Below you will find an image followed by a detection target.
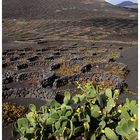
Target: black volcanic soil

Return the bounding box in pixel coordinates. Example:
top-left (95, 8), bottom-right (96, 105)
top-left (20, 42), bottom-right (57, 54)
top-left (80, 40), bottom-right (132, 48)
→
top-left (2, 0), bottom-right (138, 139)
top-left (3, 0), bottom-right (138, 20)
top-left (3, 0), bottom-right (138, 107)
top-left (117, 47), bottom-right (138, 92)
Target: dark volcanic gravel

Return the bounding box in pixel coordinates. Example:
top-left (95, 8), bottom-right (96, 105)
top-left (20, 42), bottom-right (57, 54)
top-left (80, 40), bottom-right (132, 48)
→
top-left (2, 0), bottom-right (138, 117)
top-left (117, 47), bottom-right (138, 92)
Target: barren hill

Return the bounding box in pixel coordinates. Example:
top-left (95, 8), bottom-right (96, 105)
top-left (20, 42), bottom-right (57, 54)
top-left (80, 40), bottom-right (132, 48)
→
top-left (3, 0), bottom-right (137, 20)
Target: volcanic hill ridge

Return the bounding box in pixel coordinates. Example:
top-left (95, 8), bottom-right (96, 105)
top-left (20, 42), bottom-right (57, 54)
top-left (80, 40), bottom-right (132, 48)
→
top-left (3, 0), bottom-right (137, 20)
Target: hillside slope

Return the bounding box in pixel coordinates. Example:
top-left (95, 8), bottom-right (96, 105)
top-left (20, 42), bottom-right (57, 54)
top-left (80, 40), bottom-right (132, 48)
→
top-left (3, 0), bottom-right (137, 20)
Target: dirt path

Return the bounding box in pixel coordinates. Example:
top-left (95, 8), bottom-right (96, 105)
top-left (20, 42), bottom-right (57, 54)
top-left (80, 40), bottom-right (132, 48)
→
top-left (36, 38), bottom-right (138, 45)
top-left (118, 47), bottom-right (138, 92)
top-left (117, 46), bottom-right (138, 103)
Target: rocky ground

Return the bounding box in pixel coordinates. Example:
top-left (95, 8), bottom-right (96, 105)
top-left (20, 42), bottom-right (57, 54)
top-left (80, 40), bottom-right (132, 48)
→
top-left (2, 0), bottom-right (138, 102)
top-left (2, 1), bottom-right (138, 139)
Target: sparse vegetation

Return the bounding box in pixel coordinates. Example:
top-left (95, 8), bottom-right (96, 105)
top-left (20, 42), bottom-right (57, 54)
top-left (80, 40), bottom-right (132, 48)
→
top-left (106, 68), bottom-right (129, 78)
top-left (82, 57), bottom-right (107, 63)
top-left (3, 102), bottom-right (26, 125)
top-left (3, 0), bottom-right (138, 140)
top-left (79, 48), bottom-right (107, 53)
top-left (76, 79), bottom-right (114, 92)
top-left (57, 64), bottom-right (81, 76)
top-left (57, 56), bottom-right (65, 63)
top-left (105, 52), bottom-right (119, 61)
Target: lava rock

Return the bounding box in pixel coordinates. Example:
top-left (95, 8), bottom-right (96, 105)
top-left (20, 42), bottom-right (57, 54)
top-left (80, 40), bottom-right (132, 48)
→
top-left (17, 73), bottom-right (28, 81)
top-left (119, 47), bottom-right (123, 50)
top-left (2, 51), bottom-right (8, 55)
top-left (41, 74), bottom-right (59, 88)
top-left (109, 58), bottom-right (116, 62)
top-left (81, 64), bottom-right (92, 73)
top-left (59, 48), bottom-right (68, 52)
top-left (2, 63), bottom-right (8, 68)
top-left (17, 64), bottom-right (28, 70)
top-left (2, 85), bottom-right (10, 90)
top-left (28, 56), bottom-right (39, 62)
top-left (2, 57), bottom-right (6, 60)
top-left (55, 94), bottom-right (64, 104)
top-left (19, 53), bottom-right (25, 56)
top-left (3, 71), bottom-right (15, 77)
top-left (24, 48), bottom-right (33, 52)
top-left (41, 48), bottom-right (48, 52)
top-left (10, 57), bottom-right (19, 61)
top-left (36, 49), bottom-right (41, 52)
top-left (50, 63), bottom-right (61, 70)
top-left (53, 77), bottom-right (68, 88)
top-left (37, 53), bottom-right (41, 55)
top-left (53, 52), bottom-right (60, 55)
top-left (7, 52), bottom-right (14, 55)
top-left (45, 56), bottom-right (54, 60)
top-left (7, 49), bottom-right (14, 52)
top-left (93, 53), bottom-right (97, 56)
top-left (73, 43), bottom-right (78, 46)
top-left (3, 76), bottom-right (13, 84)
top-left (18, 49), bottom-right (24, 51)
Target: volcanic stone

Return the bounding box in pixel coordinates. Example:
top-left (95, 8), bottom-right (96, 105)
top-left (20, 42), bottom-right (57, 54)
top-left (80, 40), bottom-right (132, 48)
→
top-left (10, 57), bottom-right (19, 61)
top-left (41, 74), bottom-right (59, 88)
top-left (28, 56), bottom-right (39, 62)
top-left (17, 64), bottom-right (28, 70)
top-left (42, 48), bottom-right (48, 52)
top-left (81, 64), bottom-right (92, 73)
top-left (50, 63), bottom-right (61, 70)
top-left (119, 47), bottom-right (123, 50)
top-left (93, 53), bottom-right (97, 56)
top-left (109, 58), bottom-right (116, 62)
top-left (2, 63), bottom-right (8, 68)
top-left (19, 53), bottom-right (25, 56)
top-left (53, 52), bottom-right (60, 55)
top-left (53, 77), bottom-right (68, 88)
top-left (17, 73), bottom-right (28, 81)
top-left (3, 76), bottom-right (13, 84)
top-left (24, 48), bottom-right (32, 52)
top-left (2, 51), bottom-right (7, 55)
top-left (45, 56), bottom-right (54, 60)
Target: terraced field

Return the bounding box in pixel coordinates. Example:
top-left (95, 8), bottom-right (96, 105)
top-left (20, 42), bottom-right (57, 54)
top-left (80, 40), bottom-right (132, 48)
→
top-left (3, 18), bottom-right (137, 43)
top-left (3, 0), bottom-right (138, 102)
top-left (2, 40), bottom-right (136, 101)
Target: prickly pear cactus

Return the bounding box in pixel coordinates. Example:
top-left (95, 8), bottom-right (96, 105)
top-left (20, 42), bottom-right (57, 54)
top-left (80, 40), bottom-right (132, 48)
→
top-left (13, 83), bottom-right (138, 140)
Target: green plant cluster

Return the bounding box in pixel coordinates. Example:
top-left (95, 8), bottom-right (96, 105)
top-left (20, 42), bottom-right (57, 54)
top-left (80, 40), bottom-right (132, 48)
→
top-left (13, 83), bottom-right (138, 140)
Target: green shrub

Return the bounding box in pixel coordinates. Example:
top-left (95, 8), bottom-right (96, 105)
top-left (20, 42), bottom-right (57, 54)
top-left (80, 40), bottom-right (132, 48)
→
top-left (13, 83), bottom-right (138, 140)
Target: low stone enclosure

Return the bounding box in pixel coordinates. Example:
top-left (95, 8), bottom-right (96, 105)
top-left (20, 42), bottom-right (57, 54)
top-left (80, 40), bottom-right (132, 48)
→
top-left (3, 40), bottom-right (130, 101)
top-left (3, 16), bottom-right (137, 102)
